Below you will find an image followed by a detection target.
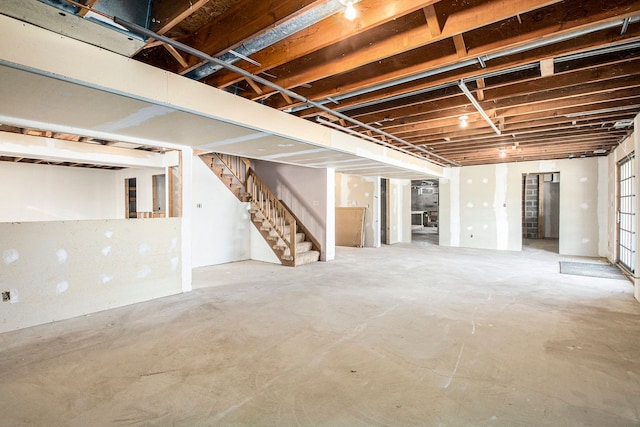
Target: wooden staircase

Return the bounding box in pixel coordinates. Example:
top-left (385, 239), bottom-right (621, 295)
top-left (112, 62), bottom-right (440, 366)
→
top-left (201, 153), bottom-right (320, 267)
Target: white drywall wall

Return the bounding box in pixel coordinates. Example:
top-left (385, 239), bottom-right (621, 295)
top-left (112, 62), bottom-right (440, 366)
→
top-left (0, 161), bottom-right (118, 222)
top-left (191, 157), bottom-right (251, 268)
top-left (0, 218), bottom-right (182, 333)
top-left (250, 226), bottom-right (281, 264)
top-left (440, 158), bottom-right (602, 256)
top-left (253, 160), bottom-right (333, 260)
top-left (335, 173), bottom-right (378, 247)
top-left (389, 179), bottom-right (412, 244)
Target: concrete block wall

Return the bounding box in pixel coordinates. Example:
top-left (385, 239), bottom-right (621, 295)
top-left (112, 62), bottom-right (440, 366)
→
top-left (523, 174), bottom-right (539, 238)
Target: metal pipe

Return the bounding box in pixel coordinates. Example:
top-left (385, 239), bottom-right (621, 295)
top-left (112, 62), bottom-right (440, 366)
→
top-left (113, 16), bottom-right (461, 167)
top-left (458, 80), bottom-right (501, 135)
top-left (290, 15), bottom-right (640, 114)
top-left (183, 1), bottom-right (344, 81)
top-left (336, 62), bottom-right (538, 114)
top-left (621, 17), bottom-right (631, 35)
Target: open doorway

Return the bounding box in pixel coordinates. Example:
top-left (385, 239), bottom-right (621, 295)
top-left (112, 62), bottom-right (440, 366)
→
top-left (125, 178), bottom-right (137, 219)
top-left (522, 173), bottom-right (560, 253)
top-left (380, 178), bottom-right (389, 245)
top-left (152, 174), bottom-right (166, 217)
top-left (411, 179), bottom-right (439, 245)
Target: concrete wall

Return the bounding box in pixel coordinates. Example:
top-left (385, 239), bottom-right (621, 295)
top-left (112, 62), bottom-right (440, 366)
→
top-left (335, 173), bottom-right (379, 247)
top-left (0, 161), bottom-right (118, 222)
top-left (0, 218), bottom-right (182, 333)
top-left (440, 158), bottom-right (602, 256)
top-left (253, 160), bottom-right (334, 261)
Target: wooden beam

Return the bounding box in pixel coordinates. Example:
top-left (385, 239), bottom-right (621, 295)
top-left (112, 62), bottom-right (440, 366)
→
top-left (244, 77), bottom-right (264, 95)
top-left (276, 0), bottom-right (637, 111)
top-left (78, 0), bottom-right (100, 17)
top-left (180, 0), bottom-right (326, 73)
top-left (152, 0), bottom-right (211, 35)
top-left (297, 22), bottom-right (640, 118)
top-left (256, 0), bottom-right (570, 104)
top-left (423, 4), bottom-right (443, 37)
top-left (207, 0), bottom-right (440, 89)
top-left (164, 44), bottom-right (189, 68)
top-left (453, 34), bottom-right (467, 58)
top-left (477, 78), bottom-right (486, 101)
top-left (280, 91), bottom-right (292, 105)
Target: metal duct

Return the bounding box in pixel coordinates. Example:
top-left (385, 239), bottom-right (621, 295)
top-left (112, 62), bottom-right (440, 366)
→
top-left (183, 1), bottom-right (344, 81)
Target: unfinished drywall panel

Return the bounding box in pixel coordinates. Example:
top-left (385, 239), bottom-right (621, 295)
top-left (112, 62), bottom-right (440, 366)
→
top-left (439, 168), bottom-right (459, 247)
top-left (253, 160), bottom-right (332, 261)
top-left (440, 158), bottom-right (601, 256)
top-left (0, 16), bottom-right (445, 181)
top-left (0, 218), bottom-right (181, 333)
top-left (335, 173), bottom-right (377, 247)
top-left (0, 161), bottom-right (118, 222)
top-left (191, 156), bottom-right (251, 268)
top-left (389, 179), bottom-right (412, 244)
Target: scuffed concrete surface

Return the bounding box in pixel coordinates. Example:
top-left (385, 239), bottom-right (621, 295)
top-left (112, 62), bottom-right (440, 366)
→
top-left (1, 239), bottom-right (639, 425)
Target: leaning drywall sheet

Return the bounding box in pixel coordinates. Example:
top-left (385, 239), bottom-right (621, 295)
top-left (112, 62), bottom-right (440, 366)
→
top-left (336, 207), bottom-right (366, 247)
top-left (0, 218), bottom-right (181, 333)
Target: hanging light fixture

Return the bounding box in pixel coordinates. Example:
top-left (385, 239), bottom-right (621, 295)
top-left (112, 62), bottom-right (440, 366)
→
top-left (459, 115), bottom-right (469, 128)
top-left (338, 0), bottom-right (358, 20)
top-left (344, 1), bottom-right (357, 20)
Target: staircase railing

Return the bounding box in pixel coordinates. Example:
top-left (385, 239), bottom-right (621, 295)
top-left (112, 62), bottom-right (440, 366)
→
top-left (246, 169), bottom-right (297, 257)
top-left (216, 153), bottom-right (251, 185)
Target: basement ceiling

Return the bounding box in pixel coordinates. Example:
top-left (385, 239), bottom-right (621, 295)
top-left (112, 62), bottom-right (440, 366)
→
top-left (3, 0), bottom-right (640, 167)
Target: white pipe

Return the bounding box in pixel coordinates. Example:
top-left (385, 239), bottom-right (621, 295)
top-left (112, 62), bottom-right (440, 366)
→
top-left (458, 80), bottom-right (501, 135)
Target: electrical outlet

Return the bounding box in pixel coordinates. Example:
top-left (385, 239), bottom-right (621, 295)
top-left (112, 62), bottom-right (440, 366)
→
top-left (1, 291), bottom-right (10, 302)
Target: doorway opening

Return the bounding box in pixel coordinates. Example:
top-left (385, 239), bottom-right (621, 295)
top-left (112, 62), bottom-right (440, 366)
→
top-left (380, 178), bottom-right (388, 245)
top-left (522, 173), bottom-right (560, 253)
top-left (152, 174), bottom-right (166, 217)
top-left (411, 179), bottom-right (439, 246)
top-left (125, 178), bottom-right (137, 219)
top-left (617, 154), bottom-right (635, 273)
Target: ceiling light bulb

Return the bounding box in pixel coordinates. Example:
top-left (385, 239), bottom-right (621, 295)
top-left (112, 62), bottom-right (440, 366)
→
top-left (499, 149), bottom-right (507, 158)
top-left (344, 1), bottom-right (357, 20)
top-left (459, 115), bottom-right (469, 128)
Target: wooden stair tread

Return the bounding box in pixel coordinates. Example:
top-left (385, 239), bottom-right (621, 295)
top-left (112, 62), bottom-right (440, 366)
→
top-left (202, 153), bottom-right (320, 268)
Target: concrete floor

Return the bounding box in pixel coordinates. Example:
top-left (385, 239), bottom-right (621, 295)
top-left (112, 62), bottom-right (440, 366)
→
top-left (1, 240), bottom-right (639, 426)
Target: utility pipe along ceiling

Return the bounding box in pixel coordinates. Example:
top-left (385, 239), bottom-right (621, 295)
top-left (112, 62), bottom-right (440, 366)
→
top-left (6, 0), bottom-right (640, 167)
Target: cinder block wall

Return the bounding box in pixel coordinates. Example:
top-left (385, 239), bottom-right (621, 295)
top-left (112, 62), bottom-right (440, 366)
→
top-left (523, 174), bottom-right (539, 238)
